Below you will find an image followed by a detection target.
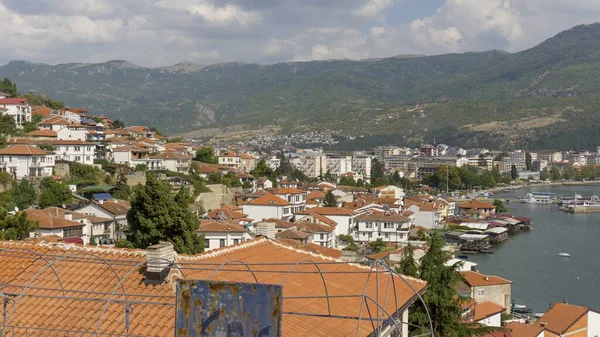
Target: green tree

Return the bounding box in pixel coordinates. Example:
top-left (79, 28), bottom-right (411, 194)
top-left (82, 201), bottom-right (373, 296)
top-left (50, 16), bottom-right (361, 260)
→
top-left (126, 173), bottom-right (204, 254)
top-left (436, 165), bottom-right (461, 191)
top-left (194, 146), bottom-right (218, 164)
top-left (550, 166), bottom-right (562, 181)
top-left (322, 190), bottom-right (338, 207)
top-left (510, 164), bottom-right (518, 180)
top-left (540, 168), bottom-right (550, 181)
top-left (392, 171), bottom-right (401, 185)
top-left (525, 152), bottom-right (533, 171)
top-left (368, 238), bottom-right (386, 253)
top-left (113, 175), bottom-right (132, 200)
top-left (0, 115), bottom-right (17, 136)
top-left (39, 178), bottom-right (72, 208)
top-left (338, 176), bottom-right (356, 186)
top-left (112, 119), bottom-right (125, 129)
top-left (395, 244), bottom-right (418, 278)
top-left (12, 179), bottom-right (37, 210)
top-left (250, 159), bottom-right (271, 178)
top-left (149, 126), bottom-right (163, 136)
top-left (493, 199), bottom-right (508, 213)
top-left (478, 153), bottom-right (487, 168)
top-left (0, 78), bottom-right (18, 97)
top-left (409, 233), bottom-right (496, 337)
top-left (480, 170), bottom-right (496, 189)
top-left (0, 171), bottom-right (12, 188)
top-left (0, 211), bottom-right (38, 240)
top-left (563, 166), bottom-right (576, 180)
top-left (494, 151), bottom-right (510, 162)
top-left (356, 178), bottom-right (364, 187)
top-left (167, 137), bottom-right (183, 143)
top-left (322, 169), bottom-right (334, 182)
top-left (458, 166), bottom-right (480, 189)
top-left (370, 158), bottom-right (385, 185)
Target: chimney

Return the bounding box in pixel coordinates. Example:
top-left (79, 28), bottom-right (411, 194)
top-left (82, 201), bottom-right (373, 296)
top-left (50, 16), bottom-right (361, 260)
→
top-left (484, 276), bottom-right (489, 281)
top-left (539, 322), bottom-right (546, 328)
top-left (64, 213), bottom-right (72, 221)
top-left (146, 242), bottom-right (175, 284)
top-left (255, 221), bottom-right (276, 239)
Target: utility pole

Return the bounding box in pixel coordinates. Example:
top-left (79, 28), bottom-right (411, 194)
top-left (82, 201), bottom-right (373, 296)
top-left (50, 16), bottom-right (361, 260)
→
top-left (446, 165), bottom-right (449, 194)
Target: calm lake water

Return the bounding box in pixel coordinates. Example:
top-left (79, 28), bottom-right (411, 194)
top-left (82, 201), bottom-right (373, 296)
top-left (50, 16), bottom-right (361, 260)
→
top-left (468, 185), bottom-right (600, 313)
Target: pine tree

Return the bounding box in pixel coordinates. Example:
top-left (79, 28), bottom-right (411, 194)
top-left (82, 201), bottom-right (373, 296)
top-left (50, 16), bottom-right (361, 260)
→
top-left (322, 190), bottom-right (338, 207)
top-left (525, 152), bottom-right (533, 171)
top-left (395, 244), bottom-right (418, 278)
top-left (39, 178), bottom-right (72, 208)
top-left (370, 158), bottom-right (385, 185)
top-left (510, 164), bottom-right (518, 180)
top-left (126, 173), bottom-right (204, 254)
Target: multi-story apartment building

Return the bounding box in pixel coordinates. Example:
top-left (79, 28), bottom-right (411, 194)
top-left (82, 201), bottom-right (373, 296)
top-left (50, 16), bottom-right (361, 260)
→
top-left (353, 213), bottom-right (411, 245)
top-left (537, 151), bottom-right (563, 163)
top-left (498, 158), bottom-right (526, 173)
top-left (53, 140), bottom-right (96, 165)
top-left (0, 97), bottom-right (31, 128)
top-left (325, 155), bottom-right (352, 178)
top-left (352, 155), bottom-right (373, 181)
top-left (510, 150), bottom-right (526, 162)
top-left (291, 154), bottom-right (326, 179)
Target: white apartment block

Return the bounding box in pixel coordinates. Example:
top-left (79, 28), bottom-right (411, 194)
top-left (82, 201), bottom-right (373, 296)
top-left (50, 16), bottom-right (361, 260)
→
top-left (325, 155), bottom-right (353, 177)
top-left (353, 213), bottom-right (410, 245)
top-left (0, 98), bottom-right (31, 128)
top-left (352, 155), bottom-right (373, 181)
top-left (54, 140), bottom-right (96, 165)
top-left (0, 145), bottom-right (55, 179)
top-left (292, 155), bottom-right (326, 179)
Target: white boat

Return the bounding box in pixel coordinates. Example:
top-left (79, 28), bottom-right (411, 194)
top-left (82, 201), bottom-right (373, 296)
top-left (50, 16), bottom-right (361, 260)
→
top-left (513, 304), bottom-right (527, 309)
top-left (558, 253), bottom-right (571, 257)
top-left (534, 313), bottom-right (545, 318)
top-left (520, 192), bottom-right (557, 204)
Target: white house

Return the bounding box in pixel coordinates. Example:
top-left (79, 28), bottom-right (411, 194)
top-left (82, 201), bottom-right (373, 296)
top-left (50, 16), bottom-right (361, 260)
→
top-left (0, 97), bottom-right (31, 128)
top-left (295, 221), bottom-right (335, 247)
top-left (273, 187), bottom-right (307, 213)
top-left (0, 145), bottom-right (55, 179)
top-left (408, 202), bottom-right (444, 229)
top-left (461, 300), bottom-right (504, 328)
top-left (218, 152), bottom-right (241, 169)
top-left (26, 209), bottom-right (86, 243)
top-left (56, 124), bottom-right (89, 141)
top-left (53, 140), bottom-right (96, 165)
top-left (76, 200), bottom-right (130, 240)
top-left (112, 146), bottom-right (160, 169)
top-left (149, 152), bottom-right (192, 173)
top-left (39, 115), bottom-right (71, 132)
top-left (197, 219), bottom-right (252, 251)
top-left (295, 207), bottom-right (356, 238)
top-left (36, 207), bottom-right (114, 245)
top-left (353, 213), bottom-right (410, 245)
top-left (374, 185), bottom-right (405, 201)
top-left (242, 194), bottom-right (294, 221)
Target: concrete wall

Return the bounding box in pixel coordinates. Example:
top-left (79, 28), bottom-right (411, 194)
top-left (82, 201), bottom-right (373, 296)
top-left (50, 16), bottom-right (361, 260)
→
top-left (472, 284), bottom-right (511, 313)
top-left (477, 312), bottom-right (502, 327)
top-left (195, 184), bottom-right (235, 211)
top-left (587, 311), bottom-right (600, 337)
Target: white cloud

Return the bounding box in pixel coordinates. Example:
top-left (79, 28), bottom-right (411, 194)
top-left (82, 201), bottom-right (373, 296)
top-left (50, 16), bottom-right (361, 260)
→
top-left (356, 0), bottom-right (397, 18)
top-left (370, 26), bottom-right (386, 37)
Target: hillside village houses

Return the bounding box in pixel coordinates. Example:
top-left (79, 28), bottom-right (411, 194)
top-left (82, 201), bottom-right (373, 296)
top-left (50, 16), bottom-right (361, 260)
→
top-left (0, 97), bottom-right (31, 128)
top-left (0, 145), bottom-right (55, 179)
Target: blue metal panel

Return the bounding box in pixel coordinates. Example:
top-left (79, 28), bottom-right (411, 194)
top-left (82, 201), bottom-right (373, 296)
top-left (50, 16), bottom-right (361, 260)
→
top-left (175, 280), bottom-right (282, 337)
top-left (93, 193), bottom-right (113, 201)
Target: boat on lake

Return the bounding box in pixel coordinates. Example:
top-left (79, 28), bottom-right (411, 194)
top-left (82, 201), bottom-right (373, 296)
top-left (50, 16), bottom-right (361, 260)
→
top-left (559, 253), bottom-right (571, 257)
top-left (519, 192), bottom-right (557, 204)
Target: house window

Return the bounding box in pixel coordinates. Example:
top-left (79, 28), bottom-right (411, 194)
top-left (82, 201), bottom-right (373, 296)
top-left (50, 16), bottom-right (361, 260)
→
top-left (204, 239), bottom-right (210, 248)
top-left (233, 239), bottom-right (239, 244)
top-left (219, 239), bottom-right (226, 247)
top-left (384, 222), bottom-right (394, 229)
top-left (320, 234), bottom-right (324, 240)
top-left (367, 233), bottom-right (372, 238)
top-left (477, 289), bottom-right (484, 296)
top-left (75, 156), bottom-right (81, 162)
top-left (63, 227), bottom-right (83, 237)
top-left (87, 146), bottom-right (92, 151)
top-left (86, 156), bottom-right (91, 161)
top-left (75, 146), bottom-right (81, 151)
top-left (365, 222), bottom-right (373, 229)
top-left (384, 233), bottom-right (389, 238)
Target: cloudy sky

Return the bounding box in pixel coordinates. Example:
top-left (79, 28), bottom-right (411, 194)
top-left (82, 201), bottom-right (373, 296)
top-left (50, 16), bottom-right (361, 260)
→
top-left (1, 0), bottom-right (598, 67)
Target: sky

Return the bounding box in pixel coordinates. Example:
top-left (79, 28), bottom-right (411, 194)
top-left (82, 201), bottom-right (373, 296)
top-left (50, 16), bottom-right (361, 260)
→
top-left (1, 0), bottom-right (599, 67)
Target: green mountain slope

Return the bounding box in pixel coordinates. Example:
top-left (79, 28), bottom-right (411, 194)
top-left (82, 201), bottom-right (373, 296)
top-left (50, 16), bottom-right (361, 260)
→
top-left (2, 23), bottom-right (600, 149)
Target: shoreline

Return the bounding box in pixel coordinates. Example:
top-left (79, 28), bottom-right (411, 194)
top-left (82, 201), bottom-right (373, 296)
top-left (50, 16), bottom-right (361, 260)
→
top-left (484, 181), bottom-right (600, 194)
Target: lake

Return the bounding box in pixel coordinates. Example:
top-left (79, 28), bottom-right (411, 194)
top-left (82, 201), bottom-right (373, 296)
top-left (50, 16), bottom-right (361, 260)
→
top-left (468, 185), bottom-right (600, 313)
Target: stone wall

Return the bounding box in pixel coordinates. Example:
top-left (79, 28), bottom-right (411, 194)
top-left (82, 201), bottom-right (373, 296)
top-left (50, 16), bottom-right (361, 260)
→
top-left (54, 163), bottom-right (70, 177)
top-left (124, 172), bottom-right (146, 186)
top-left (195, 184), bottom-right (235, 211)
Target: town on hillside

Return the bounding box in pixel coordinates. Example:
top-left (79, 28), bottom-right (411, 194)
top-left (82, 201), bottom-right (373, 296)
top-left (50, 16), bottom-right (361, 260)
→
top-left (0, 86), bottom-right (598, 337)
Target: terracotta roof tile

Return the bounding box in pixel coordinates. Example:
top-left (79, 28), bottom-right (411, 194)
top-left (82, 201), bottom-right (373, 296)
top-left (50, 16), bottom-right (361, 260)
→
top-left (296, 221), bottom-right (335, 233)
top-left (356, 213), bottom-right (410, 222)
top-left (96, 201), bottom-right (129, 215)
top-left (0, 145), bottom-right (48, 156)
top-left (459, 200), bottom-right (496, 210)
top-left (275, 229), bottom-right (312, 240)
top-left (246, 194), bottom-right (290, 206)
top-left (40, 115), bottom-right (70, 125)
top-left (460, 271), bottom-right (512, 287)
top-left (506, 322), bottom-right (545, 337)
top-left (25, 209), bottom-right (85, 229)
top-left (534, 302), bottom-right (590, 334)
top-left (28, 129), bottom-right (57, 137)
top-left (198, 220), bottom-right (246, 233)
top-left (274, 187), bottom-right (305, 195)
top-left (0, 238), bottom-right (427, 337)
top-left (207, 208), bottom-right (248, 220)
top-left (296, 207), bottom-right (355, 216)
top-left (471, 301), bottom-right (505, 321)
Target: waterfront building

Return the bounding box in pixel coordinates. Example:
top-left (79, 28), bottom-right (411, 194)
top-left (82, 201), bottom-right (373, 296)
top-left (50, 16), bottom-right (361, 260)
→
top-left (458, 271), bottom-right (512, 313)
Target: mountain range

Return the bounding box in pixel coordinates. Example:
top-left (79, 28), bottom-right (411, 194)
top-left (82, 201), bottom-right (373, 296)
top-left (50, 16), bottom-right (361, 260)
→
top-left (2, 23), bottom-right (600, 150)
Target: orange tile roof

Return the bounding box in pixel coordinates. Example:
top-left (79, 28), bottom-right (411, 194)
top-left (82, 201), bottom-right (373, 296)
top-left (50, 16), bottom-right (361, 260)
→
top-left (299, 213), bottom-right (337, 227)
top-left (246, 194), bottom-right (290, 206)
top-left (261, 218), bottom-right (297, 229)
top-left (418, 202), bottom-right (444, 212)
top-left (471, 301), bottom-right (505, 321)
top-left (96, 201), bottom-right (129, 215)
top-left (198, 219), bottom-right (246, 233)
top-left (460, 271), bottom-right (512, 287)
top-left (274, 187), bottom-right (306, 195)
top-left (112, 145), bottom-right (150, 152)
top-left (307, 191), bottom-right (326, 200)
top-left (27, 129), bottom-right (57, 137)
top-left (276, 229), bottom-right (312, 240)
top-left (275, 240), bottom-right (343, 259)
top-left (239, 153), bottom-right (255, 159)
top-left (40, 115), bottom-right (70, 125)
top-left (459, 200), bottom-right (496, 210)
top-left (25, 209), bottom-right (85, 229)
top-left (534, 302), bottom-right (590, 334)
top-left (296, 221), bottom-right (335, 233)
top-left (207, 208), bottom-right (248, 220)
top-left (40, 207), bottom-right (88, 221)
top-left (126, 126), bottom-right (148, 133)
top-left (52, 140), bottom-right (93, 145)
top-left (0, 145), bottom-right (48, 156)
top-left (0, 238), bottom-right (426, 337)
top-left (149, 152), bottom-right (192, 160)
top-left (506, 322), bottom-right (545, 337)
top-left (32, 106), bottom-right (53, 117)
top-left (297, 207), bottom-right (355, 216)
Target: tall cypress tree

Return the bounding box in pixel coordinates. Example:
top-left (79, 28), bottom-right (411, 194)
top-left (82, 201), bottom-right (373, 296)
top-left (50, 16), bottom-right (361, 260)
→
top-left (396, 244), bottom-right (418, 278)
top-left (126, 173), bottom-right (204, 254)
